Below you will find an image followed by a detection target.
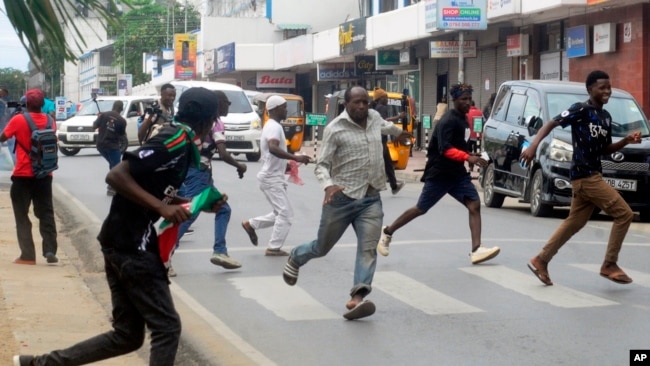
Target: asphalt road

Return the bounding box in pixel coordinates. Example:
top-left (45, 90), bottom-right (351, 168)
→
top-left (54, 149), bottom-right (650, 366)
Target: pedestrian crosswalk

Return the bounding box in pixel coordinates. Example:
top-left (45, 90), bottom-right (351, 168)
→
top-left (208, 264), bottom-right (644, 321)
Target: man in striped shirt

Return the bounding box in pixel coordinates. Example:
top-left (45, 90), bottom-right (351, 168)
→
top-left (282, 86), bottom-right (410, 320)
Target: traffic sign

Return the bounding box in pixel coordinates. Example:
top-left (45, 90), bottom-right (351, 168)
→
top-left (306, 113), bottom-right (328, 126)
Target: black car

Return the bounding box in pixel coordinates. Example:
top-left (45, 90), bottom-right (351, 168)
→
top-left (480, 80), bottom-right (650, 221)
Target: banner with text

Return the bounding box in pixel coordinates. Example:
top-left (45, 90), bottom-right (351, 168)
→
top-left (430, 40), bottom-right (477, 58)
top-left (174, 33), bottom-right (197, 79)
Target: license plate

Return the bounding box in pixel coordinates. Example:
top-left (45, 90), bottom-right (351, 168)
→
top-left (68, 133), bottom-right (90, 141)
top-left (604, 177), bottom-right (637, 192)
top-left (226, 135), bottom-right (244, 141)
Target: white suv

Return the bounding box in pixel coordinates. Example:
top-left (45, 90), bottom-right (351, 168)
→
top-left (57, 96), bottom-right (157, 156)
top-left (171, 81), bottom-right (262, 161)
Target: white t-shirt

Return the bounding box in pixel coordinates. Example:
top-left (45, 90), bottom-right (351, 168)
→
top-left (258, 119), bottom-right (287, 179)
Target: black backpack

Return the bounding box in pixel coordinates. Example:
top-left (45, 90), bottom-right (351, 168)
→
top-left (18, 113), bottom-right (59, 179)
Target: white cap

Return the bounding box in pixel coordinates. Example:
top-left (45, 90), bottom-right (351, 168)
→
top-left (266, 95), bottom-right (287, 111)
top-left (324, 93), bottom-right (333, 98)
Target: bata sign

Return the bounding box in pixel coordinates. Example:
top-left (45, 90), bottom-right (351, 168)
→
top-left (256, 72), bottom-right (296, 88)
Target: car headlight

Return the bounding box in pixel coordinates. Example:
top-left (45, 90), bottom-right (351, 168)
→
top-left (549, 138), bottom-right (573, 162)
top-left (251, 118), bottom-right (261, 129)
top-left (58, 125), bottom-right (67, 132)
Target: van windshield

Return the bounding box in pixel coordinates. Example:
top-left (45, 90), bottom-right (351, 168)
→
top-left (77, 100), bottom-right (125, 116)
top-left (547, 93), bottom-right (650, 137)
top-left (174, 86), bottom-right (253, 114)
top-left (286, 100), bottom-right (303, 118)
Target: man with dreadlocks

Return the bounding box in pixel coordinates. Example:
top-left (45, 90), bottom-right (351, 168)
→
top-left (377, 83), bottom-right (501, 265)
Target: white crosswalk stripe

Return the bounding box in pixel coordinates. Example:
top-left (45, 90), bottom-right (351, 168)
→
top-left (229, 276), bottom-right (340, 321)
top-left (569, 263), bottom-right (650, 287)
top-left (373, 271), bottom-right (483, 315)
top-left (460, 265), bottom-right (619, 308)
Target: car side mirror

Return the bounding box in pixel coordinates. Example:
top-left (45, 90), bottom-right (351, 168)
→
top-left (127, 111), bottom-right (139, 118)
top-left (525, 115), bottom-right (543, 135)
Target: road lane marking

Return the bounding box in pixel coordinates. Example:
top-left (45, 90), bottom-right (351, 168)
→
top-left (229, 276), bottom-right (340, 321)
top-left (569, 263), bottom-right (650, 287)
top-left (170, 282), bottom-right (277, 365)
top-left (373, 271), bottom-right (483, 315)
top-left (460, 265), bottom-right (619, 308)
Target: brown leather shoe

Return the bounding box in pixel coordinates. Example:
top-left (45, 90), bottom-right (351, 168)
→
top-left (265, 248), bottom-right (289, 256)
top-left (14, 258), bottom-right (36, 265)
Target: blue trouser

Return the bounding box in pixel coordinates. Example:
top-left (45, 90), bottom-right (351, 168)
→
top-left (32, 249), bottom-right (181, 365)
top-left (98, 148), bottom-right (122, 170)
top-left (176, 166), bottom-right (230, 254)
top-left (290, 192), bottom-right (383, 297)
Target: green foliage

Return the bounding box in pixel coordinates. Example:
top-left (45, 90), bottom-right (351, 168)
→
top-left (110, 2), bottom-right (201, 85)
top-left (2, 0), bottom-right (125, 71)
top-left (0, 68), bottom-right (30, 99)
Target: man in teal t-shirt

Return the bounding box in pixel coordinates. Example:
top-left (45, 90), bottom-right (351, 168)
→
top-left (42, 97), bottom-right (55, 118)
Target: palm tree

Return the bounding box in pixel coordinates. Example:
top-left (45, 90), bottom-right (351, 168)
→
top-left (2, 0), bottom-right (122, 71)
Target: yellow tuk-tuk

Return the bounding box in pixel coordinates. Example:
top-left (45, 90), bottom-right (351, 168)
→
top-left (329, 89), bottom-right (415, 170)
top-left (252, 93), bottom-right (305, 153)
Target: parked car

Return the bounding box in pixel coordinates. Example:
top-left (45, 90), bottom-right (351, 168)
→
top-left (480, 80), bottom-right (650, 221)
top-left (57, 95), bottom-right (157, 156)
top-left (171, 81), bottom-right (262, 161)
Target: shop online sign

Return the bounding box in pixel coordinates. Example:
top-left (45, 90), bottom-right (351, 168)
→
top-left (437, 0), bottom-right (487, 30)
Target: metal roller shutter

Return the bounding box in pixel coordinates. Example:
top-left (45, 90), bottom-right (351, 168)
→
top-left (421, 58), bottom-right (437, 117)
top-left (479, 47), bottom-right (497, 111)
top-left (464, 55), bottom-right (481, 103)
top-left (496, 44), bottom-right (513, 93)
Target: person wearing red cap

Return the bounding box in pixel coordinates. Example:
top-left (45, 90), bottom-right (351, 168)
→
top-left (0, 88), bottom-right (59, 266)
top-left (12, 87), bottom-right (228, 366)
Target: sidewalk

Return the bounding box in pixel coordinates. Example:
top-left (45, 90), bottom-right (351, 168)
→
top-left (0, 183), bottom-right (145, 365)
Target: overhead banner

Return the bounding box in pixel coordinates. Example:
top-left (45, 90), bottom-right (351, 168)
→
top-left (355, 55), bottom-right (392, 76)
top-left (430, 40), bottom-right (477, 58)
top-left (117, 74), bottom-right (132, 96)
top-left (437, 0), bottom-right (487, 30)
top-left (339, 17), bottom-right (366, 55)
top-left (174, 33), bottom-right (197, 79)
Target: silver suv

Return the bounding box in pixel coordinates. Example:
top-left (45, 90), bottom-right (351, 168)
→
top-left (480, 80), bottom-right (650, 221)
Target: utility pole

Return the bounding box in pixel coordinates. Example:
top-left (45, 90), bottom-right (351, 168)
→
top-left (184, 0), bottom-right (188, 33)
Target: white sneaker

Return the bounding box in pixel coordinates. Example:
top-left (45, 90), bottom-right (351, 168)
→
top-left (470, 246), bottom-right (500, 264)
top-left (377, 226), bottom-right (392, 257)
top-left (210, 253), bottom-right (242, 269)
top-left (167, 265), bottom-right (177, 277)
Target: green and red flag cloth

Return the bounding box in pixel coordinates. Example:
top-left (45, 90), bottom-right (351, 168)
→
top-left (158, 186), bottom-right (223, 265)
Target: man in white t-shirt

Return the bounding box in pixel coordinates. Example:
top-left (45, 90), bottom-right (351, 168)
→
top-left (242, 95), bottom-right (312, 256)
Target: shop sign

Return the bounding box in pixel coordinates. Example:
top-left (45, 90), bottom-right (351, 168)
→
top-left (216, 42), bottom-right (235, 75)
top-left (355, 55), bottom-right (392, 76)
top-left (437, 0), bottom-right (487, 30)
top-left (430, 40), bottom-right (477, 58)
top-left (339, 18), bottom-right (366, 56)
top-left (593, 23), bottom-right (616, 54)
top-left (256, 72), bottom-right (295, 89)
top-left (376, 50), bottom-right (400, 68)
top-left (566, 25), bottom-right (589, 58)
top-left (317, 62), bottom-right (356, 81)
top-left (587, 0), bottom-right (609, 4)
top-left (506, 34), bottom-right (529, 57)
top-left (424, 0), bottom-right (438, 32)
top-left (487, 0), bottom-right (520, 19)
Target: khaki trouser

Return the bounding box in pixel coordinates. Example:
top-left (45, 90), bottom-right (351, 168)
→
top-left (538, 173), bottom-right (634, 264)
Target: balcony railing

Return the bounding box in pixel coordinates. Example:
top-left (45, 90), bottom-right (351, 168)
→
top-left (98, 65), bottom-right (121, 75)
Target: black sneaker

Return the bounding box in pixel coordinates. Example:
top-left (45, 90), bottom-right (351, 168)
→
top-left (45, 253), bottom-right (58, 264)
top-left (185, 228), bottom-right (194, 235)
top-left (13, 355), bottom-right (35, 366)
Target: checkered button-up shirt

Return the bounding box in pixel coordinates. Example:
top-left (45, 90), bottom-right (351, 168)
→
top-left (315, 108), bottom-right (403, 199)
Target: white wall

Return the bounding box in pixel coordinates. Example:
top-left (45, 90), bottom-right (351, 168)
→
top-left (271, 0), bottom-right (360, 33)
top-left (201, 17), bottom-right (280, 51)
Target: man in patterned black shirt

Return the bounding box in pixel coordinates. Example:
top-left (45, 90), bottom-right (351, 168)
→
top-left (13, 87), bottom-right (225, 366)
top-left (521, 70), bottom-right (642, 286)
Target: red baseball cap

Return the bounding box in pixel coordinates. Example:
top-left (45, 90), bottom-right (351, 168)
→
top-left (25, 88), bottom-right (45, 109)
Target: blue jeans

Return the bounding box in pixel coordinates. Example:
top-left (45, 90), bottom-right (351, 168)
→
top-left (176, 166), bottom-right (230, 254)
top-left (290, 192), bottom-right (383, 297)
top-left (32, 249), bottom-right (181, 365)
top-left (98, 148), bottom-right (122, 170)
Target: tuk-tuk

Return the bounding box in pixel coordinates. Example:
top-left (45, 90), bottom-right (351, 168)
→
top-left (252, 93), bottom-right (305, 153)
top-left (326, 89), bottom-right (415, 170)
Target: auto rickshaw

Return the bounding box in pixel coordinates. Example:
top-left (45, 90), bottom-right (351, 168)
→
top-left (326, 89), bottom-right (415, 170)
top-left (252, 93), bottom-right (305, 153)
